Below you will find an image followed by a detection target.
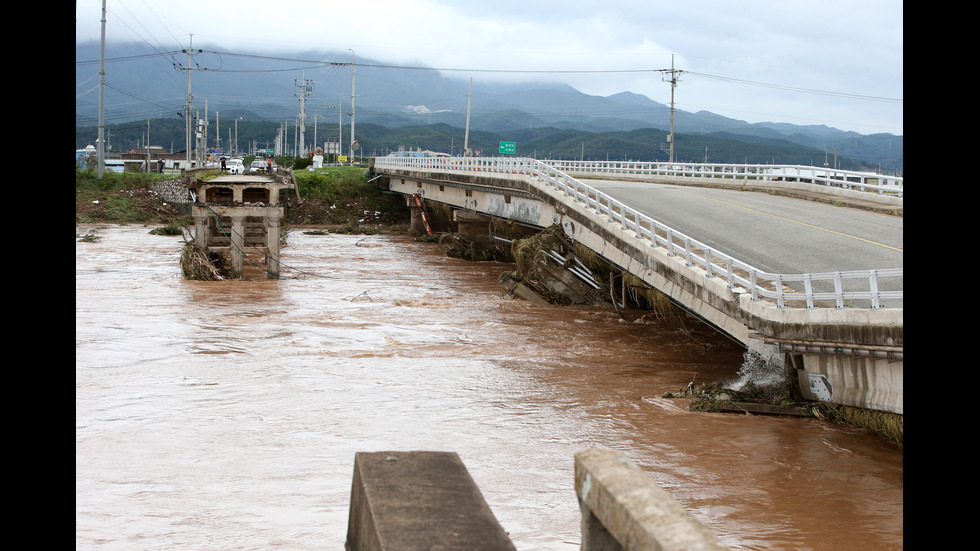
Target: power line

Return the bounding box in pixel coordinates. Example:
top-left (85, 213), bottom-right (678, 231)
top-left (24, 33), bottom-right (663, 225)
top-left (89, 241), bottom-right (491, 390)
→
top-left (684, 71), bottom-right (902, 103)
top-left (198, 49), bottom-right (901, 104)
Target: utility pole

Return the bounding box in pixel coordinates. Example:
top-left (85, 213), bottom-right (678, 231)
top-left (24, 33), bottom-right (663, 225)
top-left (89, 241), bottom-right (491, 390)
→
top-left (195, 109), bottom-right (203, 167)
top-left (179, 35), bottom-right (202, 167)
top-left (349, 50), bottom-right (356, 163)
top-left (203, 100), bottom-right (209, 164)
top-left (463, 77), bottom-right (472, 156)
top-left (97, 0), bottom-right (107, 178)
top-left (295, 72), bottom-right (314, 155)
top-left (311, 112), bottom-right (324, 154)
top-left (660, 54), bottom-right (683, 164)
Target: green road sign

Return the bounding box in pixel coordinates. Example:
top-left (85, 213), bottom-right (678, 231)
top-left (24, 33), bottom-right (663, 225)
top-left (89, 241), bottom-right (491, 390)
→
top-left (499, 141), bottom-right (516, 155)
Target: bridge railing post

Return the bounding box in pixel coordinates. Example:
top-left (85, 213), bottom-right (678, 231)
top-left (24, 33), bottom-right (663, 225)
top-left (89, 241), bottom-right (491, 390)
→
top-left (804, 274), bottom-right (815, 308)
top-left (776, 274), bottom-right (786, 308)
top-left (834, 272), bottom-right (845, 308)
top-left (869, 269), bottom-right (881, 309)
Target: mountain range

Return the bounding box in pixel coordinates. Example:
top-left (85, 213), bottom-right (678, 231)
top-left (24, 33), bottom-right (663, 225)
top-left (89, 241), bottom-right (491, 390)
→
top-left (75, 42), bottom-right (903, 172)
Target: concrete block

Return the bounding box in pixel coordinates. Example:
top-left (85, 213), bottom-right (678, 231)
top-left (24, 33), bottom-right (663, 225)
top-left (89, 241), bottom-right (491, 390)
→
top-left (345, 451), bottom-right (516, 551)
top-left (575, 447), bottom-right (728, 551)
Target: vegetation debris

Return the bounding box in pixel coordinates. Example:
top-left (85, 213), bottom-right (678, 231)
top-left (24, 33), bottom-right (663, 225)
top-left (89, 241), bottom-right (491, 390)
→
top-left (180, 242), bottom-right (225, 281)
top-left (669, 375), bottom-right (903, 447)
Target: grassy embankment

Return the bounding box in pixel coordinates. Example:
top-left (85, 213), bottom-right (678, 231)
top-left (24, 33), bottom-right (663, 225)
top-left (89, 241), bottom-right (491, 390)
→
top-left (75, 165), bottom-right (410, 232)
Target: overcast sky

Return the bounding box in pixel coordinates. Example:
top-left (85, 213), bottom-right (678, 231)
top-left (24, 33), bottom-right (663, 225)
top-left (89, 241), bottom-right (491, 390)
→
top-left (75, 0), bottom-right (903, 135)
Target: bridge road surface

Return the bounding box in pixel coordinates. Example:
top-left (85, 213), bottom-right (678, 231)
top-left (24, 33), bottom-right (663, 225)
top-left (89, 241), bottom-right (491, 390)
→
top-left (580, 179), bottom-right (904, 307)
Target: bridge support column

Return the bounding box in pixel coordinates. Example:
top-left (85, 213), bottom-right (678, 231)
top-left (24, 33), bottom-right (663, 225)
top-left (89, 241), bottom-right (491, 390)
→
top-left (407, 196), bottom-right (428, 234)
top-left (229, 213), bottom-right (245, 279)
top-left (193, 210), bottom-right (210, 250)
top-left (454, 209), bottom-right (491, 238)
top-left (264, 215), bottom-right (281, 278)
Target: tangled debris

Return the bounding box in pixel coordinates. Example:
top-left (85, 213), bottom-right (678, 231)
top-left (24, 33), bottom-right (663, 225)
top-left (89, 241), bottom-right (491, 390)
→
top-left (501, 224), bottom-right (695, 331)
top-left (667, 374), bottom-right (903, 447)
top-left (180, 242), bottom-right (225, 280)
top-left (441, 233), bottom-right (509, 262)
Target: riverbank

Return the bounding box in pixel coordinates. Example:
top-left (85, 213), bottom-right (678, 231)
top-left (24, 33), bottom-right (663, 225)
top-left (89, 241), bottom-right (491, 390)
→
top-left (75, 166), bottom-right (411, 228)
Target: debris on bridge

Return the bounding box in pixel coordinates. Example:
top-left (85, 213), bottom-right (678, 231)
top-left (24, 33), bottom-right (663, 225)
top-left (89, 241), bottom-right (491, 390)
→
top-left (440, 233), bottom-right (507, 262)
top-left (499, 224), bottom-right (690, 329)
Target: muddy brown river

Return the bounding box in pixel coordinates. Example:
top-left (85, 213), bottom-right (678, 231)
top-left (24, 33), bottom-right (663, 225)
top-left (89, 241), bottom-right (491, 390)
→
top-left (75, 224), bottom-right (903, 550)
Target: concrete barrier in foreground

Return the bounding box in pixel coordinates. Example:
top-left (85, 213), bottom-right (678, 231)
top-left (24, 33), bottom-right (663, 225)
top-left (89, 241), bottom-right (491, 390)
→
top-left (345, 451), bottom-right (516, 550)
top-left (576, 447), bottom-right (729, 551)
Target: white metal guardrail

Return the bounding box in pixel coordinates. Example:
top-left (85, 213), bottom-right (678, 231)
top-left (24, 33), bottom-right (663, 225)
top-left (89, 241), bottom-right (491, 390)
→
top-left (547, 159), bottom-right (903, 197)
top-left (374, 156), bottom-right (903, 309)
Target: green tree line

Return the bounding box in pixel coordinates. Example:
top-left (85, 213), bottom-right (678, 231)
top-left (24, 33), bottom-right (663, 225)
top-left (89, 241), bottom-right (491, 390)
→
top-left (76, 119), bottom-right (876, 170)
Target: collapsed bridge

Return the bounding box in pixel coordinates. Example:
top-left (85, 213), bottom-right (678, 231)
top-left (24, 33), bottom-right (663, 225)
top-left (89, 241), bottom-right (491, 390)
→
top-left (370, 156), bottom-right (903, 415)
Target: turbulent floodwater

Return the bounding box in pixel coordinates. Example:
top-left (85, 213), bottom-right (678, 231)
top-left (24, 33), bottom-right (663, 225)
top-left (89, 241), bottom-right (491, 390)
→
top-left (75, 225), bottom-right (903, 550)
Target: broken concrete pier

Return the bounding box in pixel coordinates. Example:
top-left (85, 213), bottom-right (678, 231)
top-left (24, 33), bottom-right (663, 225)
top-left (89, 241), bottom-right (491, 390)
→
top-left (183, 168), bottom-right (298, 278)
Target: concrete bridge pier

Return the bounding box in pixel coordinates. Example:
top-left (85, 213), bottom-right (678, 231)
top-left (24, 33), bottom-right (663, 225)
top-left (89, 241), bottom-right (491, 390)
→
top-left (454, 209), bottom-right (491, 237)
top-left (184, 171), bottom-right (296, 279)
top-left (264, 216), bottom-right (282, 278)
top-left (407, 195), bottom-right (432, 235)
top-left (229, 213), bottom-right (246, 278)
top-left (408, 198), bottom-right (427, 234)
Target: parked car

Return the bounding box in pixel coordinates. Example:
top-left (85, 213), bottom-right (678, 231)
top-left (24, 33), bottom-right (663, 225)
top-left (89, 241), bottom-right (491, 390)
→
top-left (225, 158), bottom-right (245, 174)
top-left (249, 160), bottom-right (267, 173)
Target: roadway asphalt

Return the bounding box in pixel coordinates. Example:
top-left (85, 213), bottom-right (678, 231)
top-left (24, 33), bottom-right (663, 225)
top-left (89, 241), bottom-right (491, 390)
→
top-left (580, 179), bottom-right (903, 302)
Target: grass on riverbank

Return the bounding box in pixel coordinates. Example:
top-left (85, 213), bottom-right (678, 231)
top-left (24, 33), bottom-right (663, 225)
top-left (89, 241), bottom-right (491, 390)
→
top-left (74, 165), bottom-right (410, 229)
top-left (76, 169), bottom-right (187, 225)
top-left (288, 166), bottom-right (409, 228)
